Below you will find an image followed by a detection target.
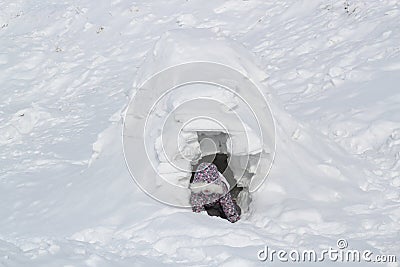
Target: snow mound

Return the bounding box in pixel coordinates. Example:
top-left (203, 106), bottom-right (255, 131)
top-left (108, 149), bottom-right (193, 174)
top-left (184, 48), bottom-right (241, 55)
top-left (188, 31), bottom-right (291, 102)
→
top-left (123, 29), bottom-right (275, 207)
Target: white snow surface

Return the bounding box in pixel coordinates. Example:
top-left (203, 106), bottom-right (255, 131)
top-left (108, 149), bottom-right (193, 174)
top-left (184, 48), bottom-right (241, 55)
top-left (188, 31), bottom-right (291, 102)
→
top-left (1, 0), bottom-right (400, 266)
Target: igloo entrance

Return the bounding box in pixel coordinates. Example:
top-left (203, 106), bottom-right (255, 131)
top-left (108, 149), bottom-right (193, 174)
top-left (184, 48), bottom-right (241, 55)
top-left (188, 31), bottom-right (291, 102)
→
top-left (188, 131), bottom-right (254, 213)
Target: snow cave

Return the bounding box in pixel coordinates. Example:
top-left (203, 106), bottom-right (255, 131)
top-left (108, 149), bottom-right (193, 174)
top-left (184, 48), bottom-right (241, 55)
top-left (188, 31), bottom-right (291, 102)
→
top-left (123, 29), bottom-right (276, 214)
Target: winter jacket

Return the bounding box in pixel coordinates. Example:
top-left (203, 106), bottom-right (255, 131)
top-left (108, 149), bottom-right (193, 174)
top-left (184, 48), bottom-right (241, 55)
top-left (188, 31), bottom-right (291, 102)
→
top-left (189, 162), bottom-right (240, 223)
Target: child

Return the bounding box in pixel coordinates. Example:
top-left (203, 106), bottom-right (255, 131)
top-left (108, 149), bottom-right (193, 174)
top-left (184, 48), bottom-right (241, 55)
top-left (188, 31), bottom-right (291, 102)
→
top-left (189, 162), bottom-right (241, 223)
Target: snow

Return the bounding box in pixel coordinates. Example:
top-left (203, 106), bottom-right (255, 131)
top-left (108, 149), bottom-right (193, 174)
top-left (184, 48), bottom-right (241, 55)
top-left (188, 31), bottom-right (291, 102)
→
top-left (1, 0), bottom-right (399, 266)
top-left (123, 29), bottom-right (275, 207)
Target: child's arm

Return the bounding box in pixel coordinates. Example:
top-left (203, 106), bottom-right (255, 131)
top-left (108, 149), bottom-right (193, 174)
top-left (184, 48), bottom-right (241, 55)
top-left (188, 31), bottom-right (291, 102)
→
top-left (219, 187), bottom-right (240, 223)
top-left (190, 193), bottom-right (206, 213)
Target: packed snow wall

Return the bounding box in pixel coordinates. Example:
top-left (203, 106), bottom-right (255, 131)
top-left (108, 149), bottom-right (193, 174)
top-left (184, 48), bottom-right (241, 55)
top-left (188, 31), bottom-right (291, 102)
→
top-left (123, 29), bottom-right (275, 209)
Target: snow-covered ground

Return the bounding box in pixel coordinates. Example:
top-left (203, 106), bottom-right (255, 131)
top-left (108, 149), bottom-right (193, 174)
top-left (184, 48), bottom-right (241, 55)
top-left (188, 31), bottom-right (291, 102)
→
top-left (1, 0), bottom-right (399, 266)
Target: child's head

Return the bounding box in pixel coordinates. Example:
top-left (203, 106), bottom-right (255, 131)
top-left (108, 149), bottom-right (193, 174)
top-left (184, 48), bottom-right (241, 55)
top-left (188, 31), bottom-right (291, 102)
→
top-left (193, 162), bottom-right (220, 183)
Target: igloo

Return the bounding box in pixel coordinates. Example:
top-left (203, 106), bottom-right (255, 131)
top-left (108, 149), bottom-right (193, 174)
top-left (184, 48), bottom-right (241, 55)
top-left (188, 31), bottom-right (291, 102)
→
top-left (123, 29), bottom-right (275, 213)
